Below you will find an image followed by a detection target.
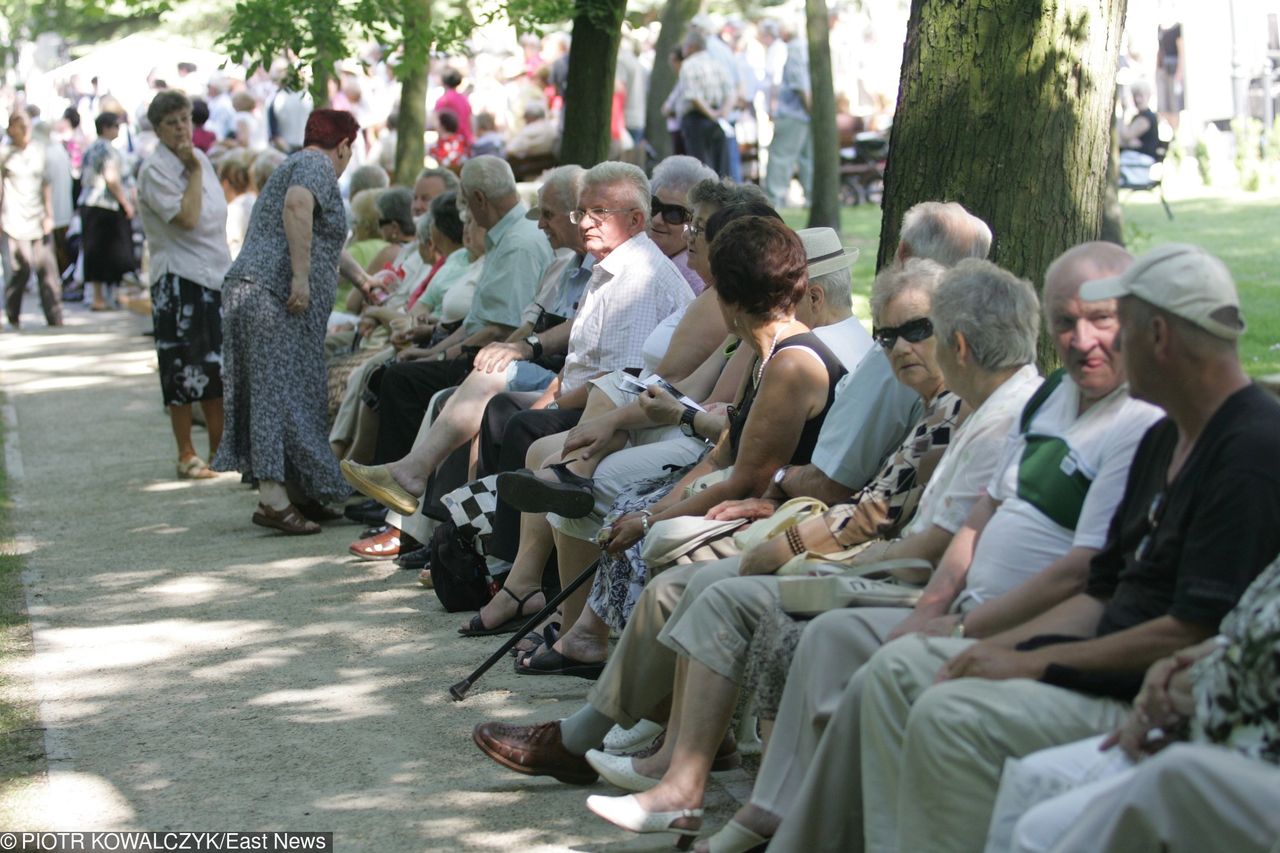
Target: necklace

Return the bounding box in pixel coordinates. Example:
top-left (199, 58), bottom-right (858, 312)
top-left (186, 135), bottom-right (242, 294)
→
top-left (754, 319), bottom-right (793, 387)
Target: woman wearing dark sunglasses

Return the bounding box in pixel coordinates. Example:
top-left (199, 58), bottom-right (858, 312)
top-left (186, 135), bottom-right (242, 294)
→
top-left (647, 156), bottom-right (714, 295)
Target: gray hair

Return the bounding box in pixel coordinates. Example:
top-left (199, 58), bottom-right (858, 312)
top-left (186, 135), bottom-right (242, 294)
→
top-left (758, 19), bottom-right (782, 39)
top-left (688, 177), bottom-right (770, 211)
top-left (683, 31), bottom-right (707, 53)
top-left (146, 90), bottom-right (192, 128)
top-left (250, 149), bottom-right (286, 192)
top-left (416, 167), bottom-right (460, 194)
top-left (376, 186), bottom-right (415, 234)
top-left (583, 160), bottom-right (651, 226)
top-left (415, 212), bottom-right (433, 243)
top-left (651, 155), bottom-right (717, 200)
top-left (870, 258), bottom-right (946, 326)
top-left (899, 201), bottom-right (993, 267)
top-left (460, 155), bottom-right (518, 200)
top-left (348, 163), bottom-right (389, 199)
top-left (540, 164), bottom-right (586, 212)
top-left (931, 259), bottom-right (1040, 372)
top-left (810, 268), bottom-right (854, 313)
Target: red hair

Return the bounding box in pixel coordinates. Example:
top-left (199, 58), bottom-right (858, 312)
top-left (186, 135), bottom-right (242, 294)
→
top-left (303, 109), bottom-right (359, 150)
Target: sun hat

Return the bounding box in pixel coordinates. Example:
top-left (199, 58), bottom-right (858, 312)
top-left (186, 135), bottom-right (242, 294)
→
top-left (799, 227), bottom-right (860, 277)
top-left (1079, 243), bottom-right (1245, 340)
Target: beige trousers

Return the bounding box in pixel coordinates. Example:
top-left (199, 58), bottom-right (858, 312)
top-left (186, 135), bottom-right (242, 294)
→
top-left (1045, 744), bottom-right (1280, 853)
top-left (749, 606), bottom-right (909, 822)
top-left (587, 557), bottom-right (741, 728)
top-left (769, 634), bottom-right (1130, 853)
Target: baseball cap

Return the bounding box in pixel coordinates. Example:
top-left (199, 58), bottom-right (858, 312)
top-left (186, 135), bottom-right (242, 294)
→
top-left (1079, 243), bottom-right (1245, 340)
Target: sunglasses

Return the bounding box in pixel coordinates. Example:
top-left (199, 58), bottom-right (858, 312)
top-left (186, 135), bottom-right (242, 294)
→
top-left (651, 197), bottom-right (692, 226)
top-left (873, 317), bottom-right (934, 349)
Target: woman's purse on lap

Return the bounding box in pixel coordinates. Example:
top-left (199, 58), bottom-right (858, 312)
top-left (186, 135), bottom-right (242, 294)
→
top-left (641, 497), bottom-right (829, 570)
top-left (776, 557), bottom-right (933, 616)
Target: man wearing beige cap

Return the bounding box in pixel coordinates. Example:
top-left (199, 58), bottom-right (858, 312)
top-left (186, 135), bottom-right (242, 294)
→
top-left (765, 243), bottom-right (1280, 853)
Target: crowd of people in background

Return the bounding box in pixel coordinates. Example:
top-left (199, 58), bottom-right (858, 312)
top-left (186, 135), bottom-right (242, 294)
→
top-left (2, 9), bottom-right (1276, 852)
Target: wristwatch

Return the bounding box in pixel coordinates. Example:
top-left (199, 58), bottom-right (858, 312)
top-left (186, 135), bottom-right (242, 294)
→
top-left (679, 405), bottom-right (699, 437)
top-left (772, 465), bottom-right (791, 487)
top-left (525, 334), bottom-right (543, 361)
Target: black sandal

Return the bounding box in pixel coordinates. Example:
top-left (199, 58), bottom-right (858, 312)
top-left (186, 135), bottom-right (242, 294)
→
top-left (458, 587), bottom-right (544, 637)
top-left (510, 620), bottom-right (561, 657)
top-left (496, 463), bottom-right (596, 518)
top-left (514, 646), bottom-right (606, 680)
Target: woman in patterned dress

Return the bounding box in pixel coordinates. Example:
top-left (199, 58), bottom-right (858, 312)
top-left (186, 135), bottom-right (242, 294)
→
top-left (212, 110), bottom-right (377, 534)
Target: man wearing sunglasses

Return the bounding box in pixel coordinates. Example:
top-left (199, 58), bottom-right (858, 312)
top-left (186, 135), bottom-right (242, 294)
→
top-left (773, 244), bottom-right (1280, 853)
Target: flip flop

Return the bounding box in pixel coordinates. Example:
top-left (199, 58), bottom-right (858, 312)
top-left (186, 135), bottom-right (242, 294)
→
top-left (458, 587), bottom-right (544, 637)
top-left (514, 646), bottom-right (605, 680)
top-left (497, 463), bottom-right (596, 518)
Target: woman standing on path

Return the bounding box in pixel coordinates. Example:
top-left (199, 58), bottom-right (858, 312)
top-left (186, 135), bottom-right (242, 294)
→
top-left (136, 91), bottom-right (230, 481)
top-left (212, 110), bottom-right (377, 535)
top-left (79, 111), bottom-right (137, 312)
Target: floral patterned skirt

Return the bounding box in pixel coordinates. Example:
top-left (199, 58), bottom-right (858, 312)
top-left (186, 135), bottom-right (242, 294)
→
top-left (151, 273), bottom-right (223, 406)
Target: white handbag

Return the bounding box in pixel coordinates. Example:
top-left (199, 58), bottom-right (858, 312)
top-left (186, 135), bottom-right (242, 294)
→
top-left (776, 557), bottom-right (934, 616)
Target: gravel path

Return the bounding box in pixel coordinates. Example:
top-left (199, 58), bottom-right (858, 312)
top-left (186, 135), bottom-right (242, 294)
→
top-left (0, 305), bottom-right (746, 851)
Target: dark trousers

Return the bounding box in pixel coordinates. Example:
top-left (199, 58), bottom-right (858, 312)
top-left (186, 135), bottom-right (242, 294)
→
top-left (680, 111), bottom-right (729, 176)
top-left (477, 394), bottom-right (582, 562)
top-left (5, 234), bottom-right (62, 325)
top-left (372, 357), bottom-right (472, 465)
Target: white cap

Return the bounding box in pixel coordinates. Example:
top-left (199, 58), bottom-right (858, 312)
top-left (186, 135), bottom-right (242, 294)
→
top-left (1079, 243), bottom-right (1245, 340)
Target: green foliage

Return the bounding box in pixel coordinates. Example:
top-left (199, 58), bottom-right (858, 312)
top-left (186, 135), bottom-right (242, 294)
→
top-left (1194, 136), bottom-right (1212, 186)
top-left (1, 0), bottom-right (170, 66)
top-left (1231, 117), bottom-right (1263, 192)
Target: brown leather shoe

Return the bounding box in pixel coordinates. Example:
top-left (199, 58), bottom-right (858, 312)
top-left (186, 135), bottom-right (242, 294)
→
top-left (252, 503), bottom-right (321, 535)
top-left (473, 720), bottom-right (599, 785)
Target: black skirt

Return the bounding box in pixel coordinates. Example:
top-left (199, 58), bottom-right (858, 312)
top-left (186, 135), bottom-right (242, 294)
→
top-left (151, 272), bottom-right (224, 405)
top-left (80, 206), bottom-right (136, 283)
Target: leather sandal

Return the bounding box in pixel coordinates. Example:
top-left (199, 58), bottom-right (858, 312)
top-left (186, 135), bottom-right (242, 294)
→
top-left (496, 463), bottom-right (596, 518)
top-left (349, 525), bottom-right (402, 560)
top-left (458, 587), bottom-right (544, 636)
top-left (514, 646), bottom-right (605, 680)
top-left (510, 620), bottom-right (560, 657)
top-left (252, 503), bottom-right (321, 536)
top-left (177, 456), bottom-right (217, 480)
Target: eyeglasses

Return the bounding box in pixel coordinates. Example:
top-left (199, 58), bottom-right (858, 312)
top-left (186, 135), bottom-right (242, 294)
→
top-left (651, 196), bottom-right (691, 226)
top-left (569, 207), bottom-right (637, 225)
top-left (873, 317), bottom-right (934, 349)
top-left (687, 221), bottom-right (707, 240)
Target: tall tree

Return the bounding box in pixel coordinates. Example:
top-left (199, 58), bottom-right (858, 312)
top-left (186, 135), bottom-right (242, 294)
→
top-left (876, 0), bottom-right (1128, 361)
top-left (393, 0), bottom-right (431, 183)
top-left (805, 0), bottom-right (840, 231)
top-left (644, 0), bottom-right (700, 159)
top-left (557, 0), bottom-right (627, 167)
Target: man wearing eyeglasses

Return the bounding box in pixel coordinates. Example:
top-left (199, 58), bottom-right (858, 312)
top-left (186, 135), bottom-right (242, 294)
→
top-left (773, 244), bottom-right (1280, 853)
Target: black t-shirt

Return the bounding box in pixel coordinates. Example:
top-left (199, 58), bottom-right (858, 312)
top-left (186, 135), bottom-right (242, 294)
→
top-left (1086, 384), bottom-right (1280, 634)
top-left (1133, 108), bottom-right (1160, 159)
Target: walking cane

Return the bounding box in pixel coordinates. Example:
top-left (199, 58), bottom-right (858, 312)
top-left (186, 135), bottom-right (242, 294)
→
top-left (448, 558), bottom-right (600, 701)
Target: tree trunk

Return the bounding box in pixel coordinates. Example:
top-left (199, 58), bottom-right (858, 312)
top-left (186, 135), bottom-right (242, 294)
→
top-left (805, 0), bottom-right (841, 232)
top-left (559, 0), bottom-right (627, 168)
top-left (1100, 116), bottom-right (1125, 244)
top-left (644, 0), bottom-right (701, 160)
top-left (394, 0), bottom-right (431, 184)
top-left (876, 0), bottom-right (1128, 365)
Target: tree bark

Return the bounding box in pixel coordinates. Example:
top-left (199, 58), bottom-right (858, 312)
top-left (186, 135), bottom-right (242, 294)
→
top-left (559, 0), bottom-right (627, 168)
top-left (1100, 117), bottom-right (1125, 244)
top-left (805, 0), bottom-right (841, 232)
top-left (394, 0), bottom-right (431, 184)
top-left (876, 0), bottom-right (1128, 364)
top-left (644, 0), bottom-right (701, 160)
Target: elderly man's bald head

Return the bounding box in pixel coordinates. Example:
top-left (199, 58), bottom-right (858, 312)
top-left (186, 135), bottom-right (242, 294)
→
top-left (1044, 241), bottom-right (1135, 404)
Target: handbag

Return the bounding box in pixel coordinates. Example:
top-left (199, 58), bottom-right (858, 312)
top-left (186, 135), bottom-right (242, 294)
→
top-left (640, 497), bottom-right (829, 570)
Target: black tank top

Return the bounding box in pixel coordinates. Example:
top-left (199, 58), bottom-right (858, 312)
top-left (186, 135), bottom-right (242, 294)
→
top-left (1135, 108), bottom-right (1160, 159)
top-left (728, 331), bottom-right (847, 464)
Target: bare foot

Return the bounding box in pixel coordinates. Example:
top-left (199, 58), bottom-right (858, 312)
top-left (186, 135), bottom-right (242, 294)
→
top-left (385, 459), bottom-right (427, 497)
top-left (632, 784), bottom-right (703, 834)
top-left (463, 584), bottom-right (544, 633)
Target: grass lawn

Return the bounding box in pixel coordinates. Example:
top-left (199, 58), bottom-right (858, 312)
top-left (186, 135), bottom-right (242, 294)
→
top-left (782, 186), bottom-right (1280, 377)
top-left (0, 401), bottom-right (43, 823)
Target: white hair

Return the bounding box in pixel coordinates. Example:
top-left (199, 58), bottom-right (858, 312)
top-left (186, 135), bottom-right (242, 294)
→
top-left (651, 155), bottom-right (716, 200)
top-left (900, 201), bottom-right (993, 267)
top-left (540, 164), bottom-right (586, 212)
top-left (931, 259), bottom-right (1040, 372)
top-left (582, 160), bottom-right (651, 226)
top-left (810, 268), bottom-right (854, 313)
top-left (461, 155), bottom-right (518, 200)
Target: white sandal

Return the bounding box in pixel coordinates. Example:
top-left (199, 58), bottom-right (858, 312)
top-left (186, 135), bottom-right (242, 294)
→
top-left (586, 793), bottom-right (702, 849)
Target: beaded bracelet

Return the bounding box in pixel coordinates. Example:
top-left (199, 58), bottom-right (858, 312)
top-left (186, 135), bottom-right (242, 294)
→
top-left (785, 525), bottom-right (806, 556)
